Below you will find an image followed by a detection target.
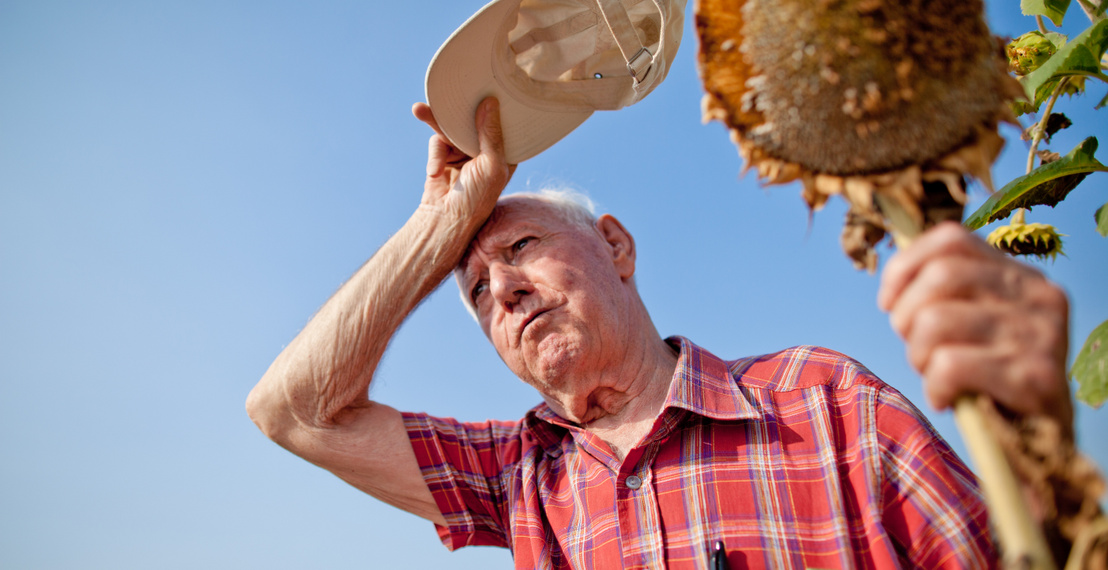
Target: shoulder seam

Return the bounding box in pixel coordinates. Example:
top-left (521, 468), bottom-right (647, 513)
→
top-left (728, 345), bottom-right (885, 392)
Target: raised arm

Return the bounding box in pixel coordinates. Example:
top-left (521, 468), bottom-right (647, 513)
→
top-left (246, 98), bottom-right (513, 525)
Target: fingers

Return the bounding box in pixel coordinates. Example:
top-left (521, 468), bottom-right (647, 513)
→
top-left (465, 97), bottom-right (514, 199)
top-left (886, 254), bottom-right (1009, 338)
top-left (878, 222), bottom-right (1000, 312)
top-left (426, 135), bottom-right (447, 178)
top-left (917, 342), bottom-right (1070, 424)
top-left (416, 102), bottom-right (470, 182)
top-left (880, 222), bottom-right (1040, 338)
top-left (416, 98), bottom-right (513, 213)
top-left (878, 223), bottom-right (1072, 425)
top-left (412, 102), bottom-right (445, 139)
top-left (417, 99), bottom-right (513, 185)
top-left (902, 300), bottom-right (996, 373)
top-left (903, 298), bottom-right (1064, 414)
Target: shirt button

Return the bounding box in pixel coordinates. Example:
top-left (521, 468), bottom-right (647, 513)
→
top-left (625, 475), bottom-right (642, 490)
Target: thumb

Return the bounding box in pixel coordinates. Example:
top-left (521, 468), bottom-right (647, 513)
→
top-left (476, 97), bottom-right (508, 162)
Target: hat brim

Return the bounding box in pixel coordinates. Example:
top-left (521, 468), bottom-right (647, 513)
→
top-left (425, 0), bottom-right (593, 164)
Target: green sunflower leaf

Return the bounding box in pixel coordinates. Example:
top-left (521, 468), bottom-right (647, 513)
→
top-left (1073, 319), bottom-right (1108, 408)
top-left (965, 138), bottom-right (1108, 229)
top-left (1022, 0), bottom-right (1072, 26)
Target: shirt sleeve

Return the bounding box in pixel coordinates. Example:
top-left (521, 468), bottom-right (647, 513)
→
top-left (401, 411), bottom-right (522, 551)
top-left (873, 387), bottom-right (999, 569)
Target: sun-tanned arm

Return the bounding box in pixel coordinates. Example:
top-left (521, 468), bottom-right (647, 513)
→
top-left (245, 98), bottom-right (513, 525)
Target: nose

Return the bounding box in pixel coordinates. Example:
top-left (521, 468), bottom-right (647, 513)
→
top-left (489, 262), bottom-right (532, 310)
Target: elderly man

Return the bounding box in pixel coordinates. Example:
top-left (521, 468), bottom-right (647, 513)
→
top-left (247, 98), bottom-right (1072, 569)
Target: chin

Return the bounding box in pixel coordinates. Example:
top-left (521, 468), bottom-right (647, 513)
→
top-left (534, 338), bottom-right (582, 379)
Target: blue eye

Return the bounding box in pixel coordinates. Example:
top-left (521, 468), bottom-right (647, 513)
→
top-left (471, 282), bottom-right (488, 303)
top-left (513, 238), bottom-right (531, 252)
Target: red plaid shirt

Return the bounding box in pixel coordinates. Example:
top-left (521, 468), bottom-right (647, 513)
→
top-left (403, 337), bottom-right (995, 569)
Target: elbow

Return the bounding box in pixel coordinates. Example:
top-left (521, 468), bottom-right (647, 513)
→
top-left (245, 379), bottom-right (292, 443)
top-left (244, 386), bottom-right (266, 431)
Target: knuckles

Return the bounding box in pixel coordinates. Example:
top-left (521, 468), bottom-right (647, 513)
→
top-left (904, 305), bottom-right (948, 369)
top-left (480, 160), bottom-right (513, 194)
top-left (1005, 355), bottom-right (1064, 415)
top-left (1030, 277), bottom-right (1069, 317)
top-left (890, 227), bottom-right (1072, 419)
top-left (921, 347), bottom-right (963, 409)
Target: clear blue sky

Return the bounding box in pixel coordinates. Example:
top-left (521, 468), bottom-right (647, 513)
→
top-left (2, 1), bottom-right (1105, 568)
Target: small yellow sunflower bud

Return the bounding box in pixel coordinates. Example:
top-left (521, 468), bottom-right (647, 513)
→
top-left (986, 221), bottom-right (1066, 260)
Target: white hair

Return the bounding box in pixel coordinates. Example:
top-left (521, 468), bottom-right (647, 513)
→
top-left (455, 187), bottom-right (600, 321)
top-left (500, 187), bottom-right (598, 229)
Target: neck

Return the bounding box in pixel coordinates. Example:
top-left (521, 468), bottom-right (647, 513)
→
top-left (588, 338), bottom-right (676, 425)
top-left (567, 336), bottom-right (679, 460)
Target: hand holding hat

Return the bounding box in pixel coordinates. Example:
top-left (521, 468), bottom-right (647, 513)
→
top-left (414, 97), bottom-right (516, 228)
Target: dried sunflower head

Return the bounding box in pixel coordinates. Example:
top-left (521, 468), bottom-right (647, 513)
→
top-left (987, 221), bottom-right (1066, 260)
top-left (696, 0), bottom-right (1023, 270)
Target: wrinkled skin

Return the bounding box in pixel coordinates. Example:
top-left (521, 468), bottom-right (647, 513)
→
top-left (456, 199), bottom-right (676, 431)
top-left (878, 222), bottom-right (1072, 429)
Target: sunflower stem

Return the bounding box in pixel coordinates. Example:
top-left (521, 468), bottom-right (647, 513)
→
top-left (874, 194), bottom-right (1057, 570)
top-left (1027, 77), bottom-right (1068, 175)
top-left (954, 396), bottom-right (1057, 570)
top-left (1016, 78), bottom-right (1070, 230)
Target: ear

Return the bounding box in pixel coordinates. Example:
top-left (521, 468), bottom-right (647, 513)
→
top-left (595, 214), bottom-right (636, 280)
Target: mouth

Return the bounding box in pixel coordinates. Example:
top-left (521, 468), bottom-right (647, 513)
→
top-left (519, 308), bottom-right (551, 339)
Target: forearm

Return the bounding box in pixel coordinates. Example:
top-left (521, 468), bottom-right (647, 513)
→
top-left (247, 206), bottom-right (480, 445)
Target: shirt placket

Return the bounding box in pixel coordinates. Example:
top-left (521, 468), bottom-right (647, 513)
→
top-left (616, 443), bottom-right (665, 569)
top-left (560, 427), bottom-right (631, 569)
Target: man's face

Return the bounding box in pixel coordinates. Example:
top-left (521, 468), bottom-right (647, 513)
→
top-left (456, 198), bottom-right (636, 416)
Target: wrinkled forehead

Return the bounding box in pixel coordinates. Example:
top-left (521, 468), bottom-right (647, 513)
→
top-left (456, 198), bottom-right (567, 272)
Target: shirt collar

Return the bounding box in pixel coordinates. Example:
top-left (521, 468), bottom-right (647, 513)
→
top-left (661, 336), bottom-right (763, 421)
top-left (523, 336), bottom-right (763, 454)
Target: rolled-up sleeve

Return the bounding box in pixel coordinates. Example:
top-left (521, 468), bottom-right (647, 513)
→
top-left (401, 412), bottom-right (522, 550)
